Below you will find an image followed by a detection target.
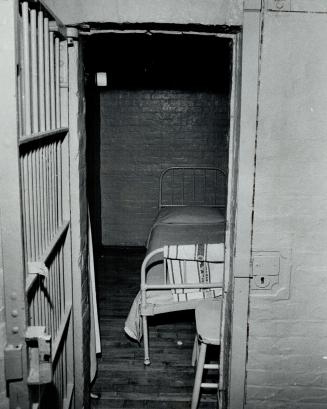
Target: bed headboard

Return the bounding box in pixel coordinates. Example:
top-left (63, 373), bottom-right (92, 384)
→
top-left (159, 166), bottom-right (226, 209)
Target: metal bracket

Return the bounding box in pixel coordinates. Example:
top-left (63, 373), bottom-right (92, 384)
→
top-left (25, 326), bottom-right (52, 385)
top-left (250, 250), bottom-right (292, 299)
top-left (4, 344), bottom-right (23, 381)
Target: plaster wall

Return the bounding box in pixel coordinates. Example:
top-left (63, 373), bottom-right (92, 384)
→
top-left (43, 0), bottom-right (242, 26)
top-left (246, 12), bottom-right (327, 408)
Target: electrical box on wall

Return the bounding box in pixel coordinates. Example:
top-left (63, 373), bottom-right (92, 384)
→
top-left (250, 250), bottom-right (291, 300)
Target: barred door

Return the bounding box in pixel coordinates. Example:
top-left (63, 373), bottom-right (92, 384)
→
top-left (0, 1), bottom-right (75, 408)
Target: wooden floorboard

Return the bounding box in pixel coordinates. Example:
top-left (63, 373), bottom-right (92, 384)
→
top-left (91, 247), bottom-right (217, 409)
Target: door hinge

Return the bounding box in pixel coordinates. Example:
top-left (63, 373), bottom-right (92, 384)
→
top-left (4, 344), bottom-right (23, 381)
top-left (25, 326), bottom-right (52, 385)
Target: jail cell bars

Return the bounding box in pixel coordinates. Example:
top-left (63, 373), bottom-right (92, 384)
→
top-left (20, 2), bottom-right (65, 136)
top-left (20, 140), bottom-right (64, 263)
top-left (17, 2), bottom-right (74, 408)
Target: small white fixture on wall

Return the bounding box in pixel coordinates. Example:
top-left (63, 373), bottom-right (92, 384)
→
top-left (96, 72), bottom-right (107, 87)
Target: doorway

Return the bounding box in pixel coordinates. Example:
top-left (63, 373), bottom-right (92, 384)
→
top-left (83, 27), bottom-right (241, 408)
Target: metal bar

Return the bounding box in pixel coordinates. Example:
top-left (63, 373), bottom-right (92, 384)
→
top-left (22, 2), bottom-right (31, 135)
top-left (30, 9), bottom-right (39, 133)
top-left (63, 383), bottom-right (74, 409)
top-left (44, 17), bottom-right (50, 130)
top-left (40, 146), bottom-right (46, 253)
top-left (182, 169), bottom-right (185, 206)
top-left (204, 169), bottom-right (207, 203)
top-left (52, 304), bottom-right (72, 363)
top-left (19, 127), bottom-right (68, 146)
top-left (142, 282), bottom-right (224, 290)
top-left (57, 141), bottom-right (63, 224)
top-left (193, 169), bottom-right (195, 202)
top-left (38, 11), bottom-right (45, 132)
top-left (25, 220), bottom-right (70, 292)
top-left (0, 1), bottom-right (30, 402)
top-left (28, 151), bottom-right (36, 260)
top-left (55, 37), bottom-right (61, 128)
top-left (49, 32), bottom-right (56, 129)
top-left (49, 143), bottom-right (54, 237)
top-left (81, 28), bottom-right (235, 39)
top-left (20, 156), bottom-right (28, 260)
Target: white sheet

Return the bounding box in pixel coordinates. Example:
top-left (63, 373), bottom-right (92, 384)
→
top-left (154, 206), bottom-right (225, 225)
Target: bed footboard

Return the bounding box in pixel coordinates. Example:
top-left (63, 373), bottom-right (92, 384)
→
top-left (159, 166), bottom-right (226, 209)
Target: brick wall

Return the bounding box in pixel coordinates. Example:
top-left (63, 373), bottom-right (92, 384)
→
top-left (100, 89), bottom-right (229, 246)
top-left (246, 13), bottom-right (327, 408)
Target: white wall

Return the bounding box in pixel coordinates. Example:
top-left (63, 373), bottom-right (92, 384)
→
top-left (44, 0), bottom-right (242, 25)
top-left (246, 11), bottom-right (327, 408)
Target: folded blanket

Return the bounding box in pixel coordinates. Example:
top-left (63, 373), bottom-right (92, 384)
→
top-left (165, 243), bottom-right (224, 302)
top-left (124, 243), bottom-right (224, 342)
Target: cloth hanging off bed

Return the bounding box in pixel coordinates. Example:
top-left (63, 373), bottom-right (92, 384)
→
top-left (124, 243), bottom-right (224, 342)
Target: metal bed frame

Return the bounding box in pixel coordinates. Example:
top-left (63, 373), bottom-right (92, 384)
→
top-left (159, 166), bottom-right (226, 209)
top-left (139, 166), bottom-right (227, 365)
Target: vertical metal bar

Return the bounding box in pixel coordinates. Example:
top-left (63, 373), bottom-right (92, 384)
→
top-left (55, 252), bottom-right (59, 333)
top-left (40, 146), bottom-right (45, 253)
top-left (31, 149), bottom-right (38, 260)
top-left (30, 9), bottom-right (38, 133)
top-left (204, 169), bottom-right (207, 205)
top-left (172, 169), bottom-right (174, 206)
top-left (22, 2), bottom-right (31, 135)
top-left (54, 141), bottom-right (58, 230)
top-left (38, 11), bottom-right (45, 132)
top-left (28, 151), bottom-right (35, 260)
top-left (182, 169), bottom-right (184, 206)
top-left (44, 17), bottom-right (50, 130)
top-left (193, 169), bottom-right (195, 202)
top-left (55, 37), bottom-right (61, 128)
top-left (49, 32), bottom-right (56, 129)
top-left (59, 41), bottom-right (68, 127)
top-left (50, 143), bottom-right (55, 235)
top-left (48, 143), bottom-right (53, 239)
top-left (57, 141), bottom-right (63, 225)
top-left (49, 262), bottom-right (54, 336)
top-left (20, 155), bottom-right (28, 260)
top-left (45, 146), bottom-right (50, 243)
top-left (23, 153), bottom-right (31, 258)
top-left (215, 170), bottom-right (218, 206)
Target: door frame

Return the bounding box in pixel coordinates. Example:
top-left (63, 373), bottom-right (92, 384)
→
top-left (228, 2), bottom-right (263, 408)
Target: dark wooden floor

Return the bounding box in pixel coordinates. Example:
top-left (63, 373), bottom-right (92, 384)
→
top-left (91, 247), bottom-right (217, 409)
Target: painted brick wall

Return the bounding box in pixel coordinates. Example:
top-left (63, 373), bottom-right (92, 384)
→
top-left (100, 89), bottom-right (229, 246)
top-left (246, 13), bottom-right (327, 409)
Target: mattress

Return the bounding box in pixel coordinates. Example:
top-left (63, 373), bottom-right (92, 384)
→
top-left (124, 206), bottom-right (226, 342)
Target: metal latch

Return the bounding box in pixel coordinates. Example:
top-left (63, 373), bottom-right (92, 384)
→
top-left (251, 252), bottom-right (280, 290)
top-left (25, 326), bottom-right (52, 385)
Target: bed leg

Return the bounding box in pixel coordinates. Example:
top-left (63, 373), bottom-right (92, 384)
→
top-left (142, 315), bottom-right (150, 366)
